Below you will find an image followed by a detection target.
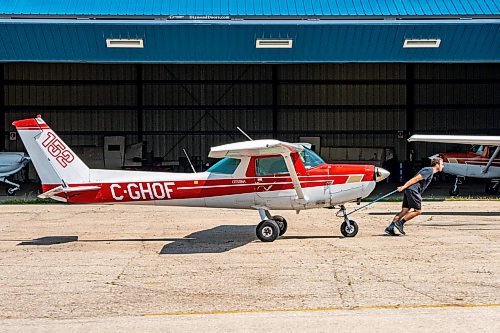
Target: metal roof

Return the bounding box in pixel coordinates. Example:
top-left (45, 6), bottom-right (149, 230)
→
top-left (1, 0), bottom-right (499, 17)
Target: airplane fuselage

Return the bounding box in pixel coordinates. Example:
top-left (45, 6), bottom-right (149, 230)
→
top-left (43, 160), bottom-right (377, 210)
top-left (441, 151), bottom-right (500, 179)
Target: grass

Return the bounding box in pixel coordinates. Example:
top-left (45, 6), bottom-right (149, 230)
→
top-left (363, 195), bottom-right (500, 202)
top-left (0, 198), bottom-right (59, 205)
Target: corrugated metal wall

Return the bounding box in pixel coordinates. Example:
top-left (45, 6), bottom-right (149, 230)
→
top-left (413, 64), bottom-right (500, 159)
top-left (2, 63), bottom-right (499, 168)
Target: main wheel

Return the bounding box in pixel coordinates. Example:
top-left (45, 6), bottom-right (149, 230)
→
top-left (256, 220), bottom-right (280, 242)
top-left (449, 186), bottom-right (459, 196)
top-left (272, 215), bottom-right (288, 236)
top-left (485, 183), bottom-right (499, 195)
top-left (340, 220), bottom-right (358, 237)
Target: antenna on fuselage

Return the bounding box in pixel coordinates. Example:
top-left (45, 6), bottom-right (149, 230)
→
top-left (237, 127), bottom-right (253, 141)
top-left (182, 149), bottom-right (197, 173)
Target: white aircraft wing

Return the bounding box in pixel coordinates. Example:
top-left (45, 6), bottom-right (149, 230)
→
top-left (209, 139), bottom-right (305, 158)
top-left (408, 135), bottom-right (500, 146)
top-left (409, 134), bottom-right (500, 173)
top-left (209, 140), bottom-right (307, 201)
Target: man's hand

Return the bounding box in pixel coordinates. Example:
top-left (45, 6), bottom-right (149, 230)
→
top-left (397, 186), bottom-right (405, 192)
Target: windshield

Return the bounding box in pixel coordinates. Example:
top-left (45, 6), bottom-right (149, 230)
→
top-left (299, 148), bottom-right (325, 168)
top-left (207, 158), bottom-right (241, 174)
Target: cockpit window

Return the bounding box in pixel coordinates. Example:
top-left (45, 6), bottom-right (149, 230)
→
top-left (207, 158), bottom-right (241, 174)
top-left (472, 145), bottom-right (484, 155)
top-left (256, 156), bottom-right (288, 175)
top-left (299, 148), bottom-right (325, 169)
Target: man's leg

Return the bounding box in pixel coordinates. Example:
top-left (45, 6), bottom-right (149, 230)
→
top-left (386, 208), bottom-right (409, 235)
top-left (402, 209), bottom-right (422, 222)
top-left (393, 208), bottom-right (409, 222)
top-left (394, 209), bottom-right (422, 235)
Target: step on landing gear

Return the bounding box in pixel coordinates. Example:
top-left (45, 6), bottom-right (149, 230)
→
top-left (0, 177), bottom-right (21, 196)
top-left (449, 177), bottom-right (463, 196)
top-left (256, 209), bottom-right (288, 242)
top-left (485, 181), bottom-right (499, 195)
top-left (337, 205), bottom-right (358, 237)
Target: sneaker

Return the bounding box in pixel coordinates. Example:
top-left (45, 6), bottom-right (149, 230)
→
top-left (394, 220), bottom-right (406, 235)
top-left (384, 227), bottom-right (397, 236)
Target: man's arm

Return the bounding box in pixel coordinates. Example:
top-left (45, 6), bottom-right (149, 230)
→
top-left (397, 174), bottom-right (424, 192)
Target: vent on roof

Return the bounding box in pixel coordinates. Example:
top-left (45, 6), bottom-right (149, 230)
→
top-left (256, 39), bottom-right (293, 49)
top-left (403, 39), bottom-right (441, 48)
top-left (106, 39), bottom-right (144, 48)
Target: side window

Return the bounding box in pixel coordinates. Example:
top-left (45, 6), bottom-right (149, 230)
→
top-left (256, 156), bottom-right (288, 175)
top-left (207, 158), bottom-right (241, 174)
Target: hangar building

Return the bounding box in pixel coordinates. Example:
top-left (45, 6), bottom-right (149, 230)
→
top-left (0, 0), bottom-right (499, 177)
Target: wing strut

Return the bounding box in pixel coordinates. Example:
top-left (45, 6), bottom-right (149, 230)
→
top-left (483, 146), bottom-right (500, 174)
top-left (281, 152), bottom-right (306, 201)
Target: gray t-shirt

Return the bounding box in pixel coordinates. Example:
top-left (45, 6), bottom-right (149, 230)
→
top-left (407, 167), bottom-right (434, 194)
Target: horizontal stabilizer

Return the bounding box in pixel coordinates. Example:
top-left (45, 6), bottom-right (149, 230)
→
top-left (38, 185), bottom-right (101, 201)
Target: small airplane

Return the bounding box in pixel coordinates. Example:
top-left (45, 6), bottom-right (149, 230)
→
top-left (408, 135), bottom-right (500, 196)
top-left (0, 152), bottom-right (31, 195)
top-left (13, 116), bottom-right (390, 242)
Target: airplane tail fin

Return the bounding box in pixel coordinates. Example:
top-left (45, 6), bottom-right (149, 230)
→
top-left (12, 116), bottom-right (90, 186)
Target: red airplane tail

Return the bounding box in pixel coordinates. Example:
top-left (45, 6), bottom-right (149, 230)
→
top-left (13, 116), bottom-right (90, 186)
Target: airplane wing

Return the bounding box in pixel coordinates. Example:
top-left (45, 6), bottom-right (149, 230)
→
top-left (409, 134), bottom-right (500, 174)
top-left (209, 140), bottom-right (307, 201)
top-left (208, 139), bottom-right (305, 158)
top-left (408, 135), bottom-right (500, 146)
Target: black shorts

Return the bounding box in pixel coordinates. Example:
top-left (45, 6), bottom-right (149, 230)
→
top-left (402, 190), bottom-right (422, 210)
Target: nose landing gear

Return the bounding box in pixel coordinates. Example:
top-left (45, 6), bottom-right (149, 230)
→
top-left (337, 205), bottom-right (359, 237)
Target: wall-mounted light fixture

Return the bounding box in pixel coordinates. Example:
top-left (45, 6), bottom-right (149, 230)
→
top-left (106, 39), bottom-right (144, 48)
top-left (256, 39), bottom-right (293, 49)
top-left (403, 39), bottom-right (441, 48)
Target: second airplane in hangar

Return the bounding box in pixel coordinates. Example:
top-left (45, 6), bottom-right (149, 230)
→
top-left (13, 116), bottom-right (390, 242)
top-left (409, 135), bottom-right (500, 196)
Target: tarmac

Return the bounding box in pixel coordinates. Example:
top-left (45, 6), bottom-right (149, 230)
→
top-left (0, 191), bottom-right (499, 331)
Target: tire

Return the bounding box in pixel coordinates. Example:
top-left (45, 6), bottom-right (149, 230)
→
top-left (485, 183), bottom-right (499, 195)
top-left (272, 215), bottom-right (288, 236)
top-left (340, 220), bottom-right (358, 237)
top-left (256, 220), bottom-right (280, 242)
top-left (449, 186), bottom-right (459, 196)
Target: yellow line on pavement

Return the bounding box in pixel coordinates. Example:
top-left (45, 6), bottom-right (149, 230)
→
top-left (144, 303), bottom-right (500, 317)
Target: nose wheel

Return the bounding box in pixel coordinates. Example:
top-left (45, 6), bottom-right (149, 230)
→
top-left (340, 220), bottom-right (359, 237)
top-left (337, 205), bottom-right (359, 237)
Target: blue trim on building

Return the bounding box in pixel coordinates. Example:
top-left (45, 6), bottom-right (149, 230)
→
top-left (0, 19), bottom-right (498, 63)
top-left (0, 0), bottom-right (499, 17)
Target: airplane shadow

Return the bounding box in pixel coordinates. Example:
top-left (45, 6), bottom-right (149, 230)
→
top-left (280, 235), bottom-right (344, 240)
top-left (16, 236), bottom-right (187, 246)
top-left (160, 225), bottom-right (256, 255)
top-left (17, 236), bottom-right (79, 246)
top-left (369, 212), bottom-right (500, 217)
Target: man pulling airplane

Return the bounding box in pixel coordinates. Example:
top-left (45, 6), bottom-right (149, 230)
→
top-left (385, 157), bottom-right (444, 236)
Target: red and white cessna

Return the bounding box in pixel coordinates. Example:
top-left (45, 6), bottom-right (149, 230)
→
top-left (14, 116), bottom-right (390, 242)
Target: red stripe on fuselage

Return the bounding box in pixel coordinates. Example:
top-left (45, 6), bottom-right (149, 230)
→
top-left (41, 173), bottom-right (372, 204)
